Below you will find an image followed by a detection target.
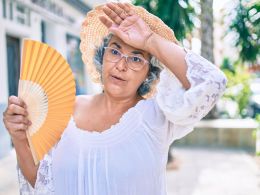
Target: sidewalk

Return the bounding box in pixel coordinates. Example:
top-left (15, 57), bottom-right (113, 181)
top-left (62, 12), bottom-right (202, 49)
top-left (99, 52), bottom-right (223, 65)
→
top-left (166, 147), bottom-right (260, 195)
top-left (0, 147), bottom-right (259, 195)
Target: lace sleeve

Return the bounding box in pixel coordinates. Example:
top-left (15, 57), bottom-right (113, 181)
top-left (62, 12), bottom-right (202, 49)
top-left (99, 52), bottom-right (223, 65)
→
top-left (17, 149), bottom-right (54, 195)
top-left (155, 49), bottom-right (227, 143)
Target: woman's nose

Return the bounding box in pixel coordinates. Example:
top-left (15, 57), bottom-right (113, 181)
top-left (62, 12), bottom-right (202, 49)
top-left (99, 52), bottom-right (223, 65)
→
top-left (115, 57), bottom-right (128, 71)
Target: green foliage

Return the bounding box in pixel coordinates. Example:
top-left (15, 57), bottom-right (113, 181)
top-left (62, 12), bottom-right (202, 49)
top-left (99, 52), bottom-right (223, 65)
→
top-left (221, 57), bottom-right (253, 118)
top-left (229, 0), bottom-right (260, 64)
top-left (252, 130), bottom-right (256, 140)
top-left (255, 114), bottom-right (260, 123)
top-left (253, 114), bottom-right (260, 157)
top-left (133, 0), bottom-right (197, 41)
top-left (252, 114), bottom-right (260, 140)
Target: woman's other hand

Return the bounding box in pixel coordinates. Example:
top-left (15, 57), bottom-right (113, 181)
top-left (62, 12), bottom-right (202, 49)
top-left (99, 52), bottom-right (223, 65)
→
top-left (3, 96), bottom-right (38, 187)
top-left (2, 95), bottom-right (31, 143)
top-left (99, 2), bottom-right (153, 51)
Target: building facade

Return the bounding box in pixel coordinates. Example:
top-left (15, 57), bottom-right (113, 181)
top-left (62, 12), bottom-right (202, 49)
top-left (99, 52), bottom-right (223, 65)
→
top-left (0, 0), bottom-right (103, 158)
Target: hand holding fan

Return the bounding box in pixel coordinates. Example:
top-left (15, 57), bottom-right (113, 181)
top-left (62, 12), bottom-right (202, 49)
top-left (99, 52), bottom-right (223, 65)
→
top-left (18, 39), bottom-right (76, 165)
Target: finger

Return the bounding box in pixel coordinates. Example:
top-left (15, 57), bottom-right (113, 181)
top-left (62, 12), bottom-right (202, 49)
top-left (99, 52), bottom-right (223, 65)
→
top-left (117, 3), bottom-right (126, 10)
top-left (121, 3), bottom-right (131, 13)
top-left (5, 114), bottom-right (31, 125)
top-left (6, 121), bottom-right (28, 132)
top-left (8, 96), bottom-right (26, 109)
top-left (6, 104), bottom-right (28, 116)
top-left (108, 3), bottom-right (128, 20)
top-left (124, 3), bottom-right (135, 16)
top-left (103, 6), bottom-right (123, 25)
top-left (118, 2), bottom-right (132, 16)
top-left (99, 16), bottom-right (113, 28)
top-left (14, 123), bottom-right (28, 131)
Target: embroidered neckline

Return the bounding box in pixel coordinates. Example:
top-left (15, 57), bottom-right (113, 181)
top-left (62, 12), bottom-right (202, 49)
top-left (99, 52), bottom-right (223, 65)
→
top-left (65, 99), bottom-right (146, 145)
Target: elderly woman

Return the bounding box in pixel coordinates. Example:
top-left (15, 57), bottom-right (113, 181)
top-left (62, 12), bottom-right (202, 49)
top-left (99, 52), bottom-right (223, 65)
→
top-left (3, 2), bottom-right (227, 195)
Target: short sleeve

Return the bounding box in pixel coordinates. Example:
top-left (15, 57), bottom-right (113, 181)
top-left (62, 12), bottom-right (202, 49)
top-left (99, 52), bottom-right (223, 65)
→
top-left (17, 149), bottom-right (55, 195)
top-left (155, 49), bottom-right (227, 143)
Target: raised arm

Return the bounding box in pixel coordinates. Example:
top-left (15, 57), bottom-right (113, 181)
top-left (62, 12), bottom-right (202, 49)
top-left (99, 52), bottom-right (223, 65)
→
top-left (145, 33), bottom-right (191, 89)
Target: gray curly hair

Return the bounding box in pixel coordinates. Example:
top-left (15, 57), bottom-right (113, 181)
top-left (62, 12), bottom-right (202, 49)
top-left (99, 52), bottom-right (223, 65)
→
top-left (93, 33), bottom-right (162, 96)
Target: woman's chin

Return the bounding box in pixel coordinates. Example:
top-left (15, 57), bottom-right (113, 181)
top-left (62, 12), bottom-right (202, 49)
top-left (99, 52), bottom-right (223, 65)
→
top-left (104, 78), bottom-right (127, 92)
top-left (104, 85), bottom-right (127, 97)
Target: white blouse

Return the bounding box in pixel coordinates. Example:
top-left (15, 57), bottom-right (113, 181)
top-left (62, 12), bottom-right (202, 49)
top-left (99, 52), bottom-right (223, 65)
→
top-left (17, 50), bottom-right (227, 195)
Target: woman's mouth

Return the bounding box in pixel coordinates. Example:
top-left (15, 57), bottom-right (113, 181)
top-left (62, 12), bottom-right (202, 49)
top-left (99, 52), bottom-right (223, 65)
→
top-left (110, 75), bottom-right (127, 84)
top-left (111, 75), bottom-right (126, 81)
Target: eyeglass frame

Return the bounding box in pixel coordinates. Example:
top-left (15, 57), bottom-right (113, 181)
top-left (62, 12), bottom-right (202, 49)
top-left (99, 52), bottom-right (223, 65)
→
top-left (103, 46), bottom-right (150, 71)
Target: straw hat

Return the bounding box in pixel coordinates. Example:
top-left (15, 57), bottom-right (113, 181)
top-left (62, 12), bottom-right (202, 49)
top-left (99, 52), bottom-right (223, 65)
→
top-left (79, 3), bottom-right (178, 90)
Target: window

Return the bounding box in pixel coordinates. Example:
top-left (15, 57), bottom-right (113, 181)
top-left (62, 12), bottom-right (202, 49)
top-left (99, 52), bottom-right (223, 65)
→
top-left (9, 0), bottom-right (13, 20)
top-left (2, 0), bottom-right (6, 18)
top-left (66, 34), bottom-right (86, 95)
top-left (2, 0), bottom-right (30, 26)
top-left (6, 35), bottom-right (20, 96)
top-left (41, 21), bottom-right (46, 43)
top-left (16, 3), bottom-right (30, 25)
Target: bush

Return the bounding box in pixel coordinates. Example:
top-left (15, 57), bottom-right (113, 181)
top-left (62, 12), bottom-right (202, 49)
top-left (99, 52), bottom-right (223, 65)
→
top-left (221, 57), bottom-right (254, 118)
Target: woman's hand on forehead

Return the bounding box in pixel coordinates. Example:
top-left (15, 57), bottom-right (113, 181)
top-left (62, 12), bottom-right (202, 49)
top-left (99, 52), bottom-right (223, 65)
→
top-left (103, 3), bottom-right (133, 25)
top-left (99, 2), bottom-right (154, 52)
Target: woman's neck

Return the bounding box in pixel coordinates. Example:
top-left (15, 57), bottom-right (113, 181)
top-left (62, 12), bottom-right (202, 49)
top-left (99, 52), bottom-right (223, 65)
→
top-left (98, 92), bottom-right (143, 114)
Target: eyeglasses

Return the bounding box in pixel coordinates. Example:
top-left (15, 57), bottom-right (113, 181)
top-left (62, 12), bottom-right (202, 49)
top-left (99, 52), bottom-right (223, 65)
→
top-left (103, 47), bottom-right (149, 71)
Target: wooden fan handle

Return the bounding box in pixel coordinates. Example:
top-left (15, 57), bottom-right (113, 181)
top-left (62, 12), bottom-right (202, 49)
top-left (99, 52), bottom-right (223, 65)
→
top-left (26, 130), bottom-right (39, 165)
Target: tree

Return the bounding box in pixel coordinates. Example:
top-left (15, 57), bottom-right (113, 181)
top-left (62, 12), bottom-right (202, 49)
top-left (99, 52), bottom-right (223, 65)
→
top-left (218, 0), bottom-right (259, 118)
top-left (133, 0), bottom-right (197, 41)
top-left (221, 57), bottom-right (252, 118)
top-left (229, 0), bottom-right (259, 65)
top-left (200, 0), bottom-right (214, 63)
top-left (200, 0), bottom-right (217, 119)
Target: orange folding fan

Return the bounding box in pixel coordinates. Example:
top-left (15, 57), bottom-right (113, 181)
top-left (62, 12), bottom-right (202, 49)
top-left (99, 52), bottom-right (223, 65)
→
top-left (18, 39), bottom-right (76, 165)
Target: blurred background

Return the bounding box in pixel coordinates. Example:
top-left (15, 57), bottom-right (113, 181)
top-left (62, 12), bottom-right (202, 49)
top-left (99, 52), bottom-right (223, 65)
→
top-left (0, 0), bottom-right (259, 194)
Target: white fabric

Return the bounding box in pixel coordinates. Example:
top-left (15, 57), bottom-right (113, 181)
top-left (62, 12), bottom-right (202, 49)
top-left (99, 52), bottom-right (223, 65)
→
top-left (17, 50), bottom-right (227, 195)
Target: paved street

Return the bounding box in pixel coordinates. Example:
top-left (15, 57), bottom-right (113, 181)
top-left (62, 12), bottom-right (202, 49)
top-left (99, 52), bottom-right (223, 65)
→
top-left (0, 147), bottom-right (259, 195)
top-left (167, 147), bottom-right (260, 195)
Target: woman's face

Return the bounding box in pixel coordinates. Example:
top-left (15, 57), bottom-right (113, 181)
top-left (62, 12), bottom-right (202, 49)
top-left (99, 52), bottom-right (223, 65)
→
top-left (102, 36), bottom-right (150, 99)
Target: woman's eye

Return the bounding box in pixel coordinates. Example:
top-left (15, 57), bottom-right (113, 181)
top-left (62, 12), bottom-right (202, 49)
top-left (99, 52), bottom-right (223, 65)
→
top-left (132, 56), bottom-right (142, 62)
top-left (111, 49), bottom-right (119, 55)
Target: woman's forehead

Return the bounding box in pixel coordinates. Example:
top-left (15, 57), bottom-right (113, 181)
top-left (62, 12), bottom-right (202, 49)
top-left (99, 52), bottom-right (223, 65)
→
top-left (108, 36), bottom-right (150, 57)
